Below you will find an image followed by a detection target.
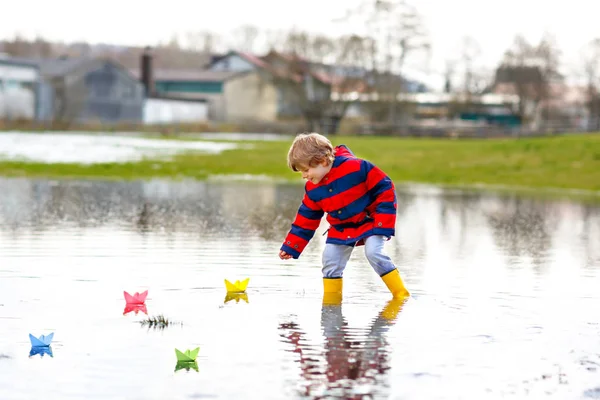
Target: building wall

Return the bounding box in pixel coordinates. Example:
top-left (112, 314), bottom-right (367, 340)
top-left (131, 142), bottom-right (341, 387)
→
top-left (0, 61), bottom-right (39, 120)
top-left (0, 84), bottom-right (36, 120)
top-left (144, 98), bottom-right (208, 124)
top-left (37, 81), bottom-right (55, 121)
top-left (223, 72), bottom-right (277, 122)
top-left (0, 62), bottom-right (37, 82)
top-left (151, 90), bottom-right (226, 121)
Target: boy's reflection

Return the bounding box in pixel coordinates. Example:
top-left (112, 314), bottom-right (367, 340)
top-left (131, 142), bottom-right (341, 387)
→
top-left (279, 296), bottom-right (406, 399)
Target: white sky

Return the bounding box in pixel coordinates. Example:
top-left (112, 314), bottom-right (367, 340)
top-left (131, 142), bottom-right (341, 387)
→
top-left (2, 0), bottom-right (599, 89)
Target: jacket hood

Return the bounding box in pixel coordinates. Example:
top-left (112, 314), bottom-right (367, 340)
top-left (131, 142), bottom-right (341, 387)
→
top-left (334, 145), bottom-right (354, 158)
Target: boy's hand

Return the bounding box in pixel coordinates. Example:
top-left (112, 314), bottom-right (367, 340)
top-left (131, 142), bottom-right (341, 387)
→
top-left (279, 250), bottom-right (293, 260)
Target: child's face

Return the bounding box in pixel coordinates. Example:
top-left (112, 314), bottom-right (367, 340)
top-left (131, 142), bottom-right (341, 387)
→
top-left (298, 161), bottom-right (332, 184)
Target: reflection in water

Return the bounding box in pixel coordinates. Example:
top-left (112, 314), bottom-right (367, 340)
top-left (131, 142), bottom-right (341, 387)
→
top-left (1, 178), bottom-right (599, 268)
top-left (123, 303), bottom-right (148, 316)
top-left (175, 361), bottom-right (199, 373)
top-left (487, 198), bottom-right (553, 264)
top-left (224, 293), bottom-right (249, 304)
top-left (279, 299), bottom-right (405, 399)
top-left (29, 346), bottom-right (53, 358)
top-left (0, 178), bottom-right (301, 239)
top-left (0, 178), bottom-right (599, 399)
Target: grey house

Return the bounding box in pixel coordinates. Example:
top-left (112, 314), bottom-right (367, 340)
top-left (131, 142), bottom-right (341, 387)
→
top-left (36, 57), bottom-right (144, 123)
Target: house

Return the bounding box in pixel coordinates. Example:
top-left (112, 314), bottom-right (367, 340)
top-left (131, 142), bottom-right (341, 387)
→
top-left (130, 67), bottom-right (236, 122)
top-left (260, 50), bottom-right (334, 118)
top-left (0, 54), bottom-right (40, 120)
top-left (205, 51), bottom-right (280, 121)
top-left (35, 57), bottom-right (145, 123)
top-left (131, 49), bottom-right (278, 122)
top-left (136, 48), bottom-right (209, 124)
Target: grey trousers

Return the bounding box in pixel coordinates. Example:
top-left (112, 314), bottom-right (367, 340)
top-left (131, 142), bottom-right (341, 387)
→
top-left (322, 235), bottom-right (396, 278)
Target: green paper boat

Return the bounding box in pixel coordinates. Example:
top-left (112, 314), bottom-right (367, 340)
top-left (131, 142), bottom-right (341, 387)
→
top-left (175, 347), bottom-right (199, 362)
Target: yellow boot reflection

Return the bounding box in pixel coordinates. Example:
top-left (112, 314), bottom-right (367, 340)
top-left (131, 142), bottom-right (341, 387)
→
top-left (379, 297), bottom-right (407, 321)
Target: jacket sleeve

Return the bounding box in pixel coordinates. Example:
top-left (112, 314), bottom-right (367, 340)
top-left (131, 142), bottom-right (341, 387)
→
top-left (281, 191), bottom-right (324, 259)
top-left (362, 160), bottom-right (397, 236)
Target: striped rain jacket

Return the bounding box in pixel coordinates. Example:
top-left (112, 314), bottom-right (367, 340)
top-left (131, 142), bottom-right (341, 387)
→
top-left (281, 145), bottom-right (397, 259)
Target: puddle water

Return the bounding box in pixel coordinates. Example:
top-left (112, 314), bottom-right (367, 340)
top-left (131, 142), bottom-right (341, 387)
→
top-left (0, 132), bottom-right (237, 164)
top-left (0, 177), bottom-right (599, 399)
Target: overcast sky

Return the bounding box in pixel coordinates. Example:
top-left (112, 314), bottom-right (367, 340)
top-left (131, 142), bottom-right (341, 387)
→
top-left (2, 0), bottom-right (598, 89)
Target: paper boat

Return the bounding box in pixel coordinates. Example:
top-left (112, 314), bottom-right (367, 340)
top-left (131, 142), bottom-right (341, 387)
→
top-left (124, 290), bottom-right (148, 305)
top-left (29, 346), bottom-right (53, 358)
top-left (175, 360), bottom-right (199, 372)
top-left (224, 293), bottom-right (249, 304)
top-left (175, 347), bottom-right (199, 363)
top-left (224, 278), bottom-right (249, 293)
top-left (123, 303), bottom-right (148, 316)
top-left (29, 333), bottom-right (54, 347)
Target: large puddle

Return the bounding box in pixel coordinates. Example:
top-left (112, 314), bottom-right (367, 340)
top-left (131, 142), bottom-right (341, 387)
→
top-left (0, 178), bottom-right (599, 399)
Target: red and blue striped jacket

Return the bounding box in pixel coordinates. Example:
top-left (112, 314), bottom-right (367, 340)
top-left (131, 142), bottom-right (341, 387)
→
top-left (281, 145), bottom-right (397, 259)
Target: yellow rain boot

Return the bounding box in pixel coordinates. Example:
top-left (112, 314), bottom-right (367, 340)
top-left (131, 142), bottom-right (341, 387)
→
top-left (322, 278), bottom-right (343, 305)
top-left (381, 269), bottom-right (410, 299)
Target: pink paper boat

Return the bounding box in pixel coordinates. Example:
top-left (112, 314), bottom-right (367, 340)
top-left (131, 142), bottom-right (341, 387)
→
top-left (124, 290), bottom-right (148, 305)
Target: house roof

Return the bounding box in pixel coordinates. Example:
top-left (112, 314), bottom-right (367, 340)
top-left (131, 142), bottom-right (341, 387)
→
top-left (12, 56), bottom-right (141, 84)
top-left (128, 68), bottom-right (241, 82)
top-left (0, 54), bottom-right (40, 69)
top-left (209, 50), bottom-right (272, 71)
top-left (236, 51), bottom-right (272, 70)
top-left (36, 57), bottom-right (94, 77)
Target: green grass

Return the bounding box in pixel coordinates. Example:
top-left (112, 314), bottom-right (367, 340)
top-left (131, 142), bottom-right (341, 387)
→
top-left (1, 133), bottom-right (600, 192)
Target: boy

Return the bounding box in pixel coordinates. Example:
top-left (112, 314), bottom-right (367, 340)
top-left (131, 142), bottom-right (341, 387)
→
top-left (279, 132), bottom-right (409, 300)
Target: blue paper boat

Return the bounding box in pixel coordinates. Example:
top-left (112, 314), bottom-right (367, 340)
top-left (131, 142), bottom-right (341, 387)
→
top-left (29, 333), bottom-right (54, 347)
top-left (29, 346), bottom-right (53, 358)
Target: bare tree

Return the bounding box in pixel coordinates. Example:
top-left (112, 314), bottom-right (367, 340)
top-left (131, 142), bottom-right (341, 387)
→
top-left (460, 36), bottom-right (482, 97)
top-left (444, 59), bottom-right (457, 94)
top-left (184, 31), bottom-right (219, 54)
top-left (165, 34), bottom-right (181, 50)
top-left (263, 29), bottom-right (288, 52)
top-left (266, 30), bottom-right (373, 134)
top-left (583, 38), bottom-right (600, 130)
top-left (335, 0), bottom-right (430, 125)
top-left (495, 34), bottom-right (562, 126)
top-left (229, 25), bottom-right (261, 53)
top-left (2, 34), bottom-right (54, 58)
top-left (51, 75), bottom-right (88, 126)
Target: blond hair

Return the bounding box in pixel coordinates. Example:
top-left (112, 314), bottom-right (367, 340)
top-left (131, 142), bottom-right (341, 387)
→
top-left (287, 132), bottom-right (335, 171)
